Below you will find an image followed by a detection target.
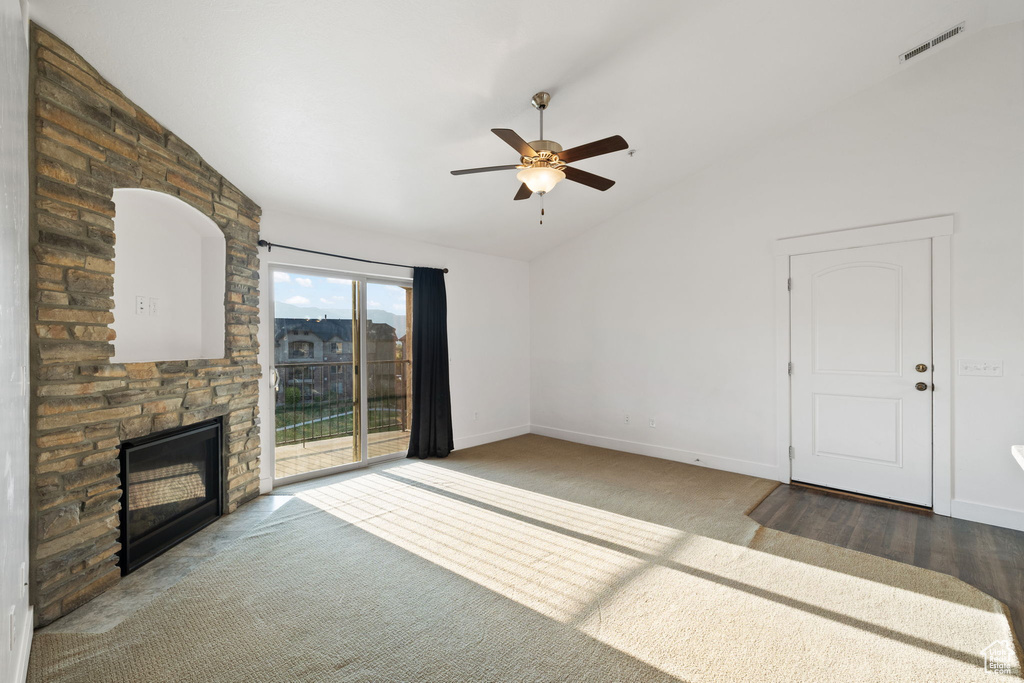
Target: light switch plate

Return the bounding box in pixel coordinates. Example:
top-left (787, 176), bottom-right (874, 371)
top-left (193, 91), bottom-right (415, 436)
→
top-left (957, 359), bottom-right (1003, 377)
top-left (135, 295), bottom-right (147, 315)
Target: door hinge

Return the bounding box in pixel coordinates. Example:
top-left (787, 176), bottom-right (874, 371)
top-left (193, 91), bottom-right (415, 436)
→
top-left (787, 278), bottom-right (792, 291)
top-left (789, 446), bottom-right (795, 460)
top-left (788, 362), bottom-right (793, 376)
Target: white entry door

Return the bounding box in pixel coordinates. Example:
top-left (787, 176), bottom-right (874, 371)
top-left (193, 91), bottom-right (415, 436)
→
top-left (790, 239), bottom-right (933, 506)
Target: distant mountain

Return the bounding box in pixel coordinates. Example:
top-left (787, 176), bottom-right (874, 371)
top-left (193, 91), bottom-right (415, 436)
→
top-left (273, 302), bottom-right (351, 320)
top-left (274, 303), bottom-right (406, 338)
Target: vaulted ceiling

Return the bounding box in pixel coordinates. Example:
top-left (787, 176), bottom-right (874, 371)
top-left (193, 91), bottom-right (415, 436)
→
top-left (30, 0), bottom-right (1023, 260)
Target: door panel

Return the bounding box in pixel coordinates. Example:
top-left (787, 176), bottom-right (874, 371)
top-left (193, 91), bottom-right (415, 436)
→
top-left (365, 281), bottom-right (413, 459)
top-left (272, 271), bottom-right (360, 480)
top-left (791, 239), bottom-right (932, 506)
top-left (812, 264), bottom-right (902, 375)
top-left (813, 394), bottom-right (901, 466)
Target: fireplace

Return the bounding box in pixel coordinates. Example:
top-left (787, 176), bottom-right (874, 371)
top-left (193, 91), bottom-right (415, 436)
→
top-left (118, 419), bottom-right (224, 574)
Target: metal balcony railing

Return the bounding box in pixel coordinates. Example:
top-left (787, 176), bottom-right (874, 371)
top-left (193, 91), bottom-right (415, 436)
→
top-left (274, 360), bottom-right (411, 447)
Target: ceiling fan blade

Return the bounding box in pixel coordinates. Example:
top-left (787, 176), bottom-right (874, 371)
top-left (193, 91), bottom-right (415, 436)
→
top-left (557, 135), bottom-right (628, 163)
top-left (492, 129), bottom-right (537, 157)
top-left (450, 164), bottom-right (520, 175)
top-left (563, 166), bottom-right (616, 191)
top-left (513, 183), bottom-right (533, 200)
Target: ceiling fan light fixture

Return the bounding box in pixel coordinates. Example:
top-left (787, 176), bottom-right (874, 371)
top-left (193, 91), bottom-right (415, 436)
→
top-left (517, 165), bottom-right (565, 194)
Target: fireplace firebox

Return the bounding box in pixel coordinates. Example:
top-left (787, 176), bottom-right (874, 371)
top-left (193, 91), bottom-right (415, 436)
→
top-left (118, 419), bottom-right (223, 574)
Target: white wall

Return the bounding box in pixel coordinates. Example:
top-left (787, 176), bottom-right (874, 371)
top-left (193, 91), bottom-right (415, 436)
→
top-left (257, 209), bottom-right (531, 491)
top-left (530, 23), bottom-right (1024, 530)
top-left (0, 0), bottom-right (32, 678)
top-left (111, 188), bottom-right (226, 363)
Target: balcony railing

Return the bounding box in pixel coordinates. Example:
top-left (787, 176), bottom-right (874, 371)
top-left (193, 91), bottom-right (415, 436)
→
top-left (274, 360), bottom-right (411, 447)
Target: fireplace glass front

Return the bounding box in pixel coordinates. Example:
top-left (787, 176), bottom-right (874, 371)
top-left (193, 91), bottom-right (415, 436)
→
top-left (119, 419), bottom-right (222, 573)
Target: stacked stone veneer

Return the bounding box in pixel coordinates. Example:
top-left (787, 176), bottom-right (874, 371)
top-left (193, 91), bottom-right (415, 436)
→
top-left (28, 25), bottom-right (262, 625)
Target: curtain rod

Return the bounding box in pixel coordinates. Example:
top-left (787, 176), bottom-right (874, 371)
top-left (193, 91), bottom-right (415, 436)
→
top-left (257, 240), bottom-right (448, 273)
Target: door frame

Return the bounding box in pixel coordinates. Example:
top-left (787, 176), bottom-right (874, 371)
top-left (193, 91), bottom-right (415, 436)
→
top-left (268, 263), bottom-right (412, 488)
top-left (774, 215), bottom-right (953, 515)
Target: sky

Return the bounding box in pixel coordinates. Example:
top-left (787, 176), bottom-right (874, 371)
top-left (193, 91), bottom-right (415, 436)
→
top-left (272, 270), bottom-right (408, 316)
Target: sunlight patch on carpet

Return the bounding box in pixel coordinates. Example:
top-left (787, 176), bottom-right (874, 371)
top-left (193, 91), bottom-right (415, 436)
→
top-left (296, 460), bottom-right (1019, 679)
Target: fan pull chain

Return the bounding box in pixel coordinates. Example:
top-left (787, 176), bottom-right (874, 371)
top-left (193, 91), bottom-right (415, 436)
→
top-left (540, 195), bottom-right (544, 225)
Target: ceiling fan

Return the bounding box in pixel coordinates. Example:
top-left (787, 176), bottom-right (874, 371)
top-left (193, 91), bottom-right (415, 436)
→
top-left (451, 92), bottom-right (629, 204)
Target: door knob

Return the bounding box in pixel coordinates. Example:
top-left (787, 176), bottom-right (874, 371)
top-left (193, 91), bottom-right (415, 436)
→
top-left (915, 364), bottom-right (928, 373)
top-left (915, 382), bottom-right (928, 391)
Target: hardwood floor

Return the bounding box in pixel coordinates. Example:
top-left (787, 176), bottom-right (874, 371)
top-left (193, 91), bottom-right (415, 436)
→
top-left (749, 484), bottom-right (1024, 646)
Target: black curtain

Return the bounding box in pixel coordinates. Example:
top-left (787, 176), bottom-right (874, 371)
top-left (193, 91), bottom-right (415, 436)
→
top-left (406, 267), bottom-right (454, 459)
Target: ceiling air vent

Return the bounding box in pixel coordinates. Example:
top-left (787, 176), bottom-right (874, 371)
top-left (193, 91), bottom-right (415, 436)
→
top-left (899, 22), bottom-right (965, 63)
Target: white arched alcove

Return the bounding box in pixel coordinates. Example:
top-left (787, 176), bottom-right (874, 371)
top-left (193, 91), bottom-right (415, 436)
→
top-left (110, 188), bottom-right (226, 363)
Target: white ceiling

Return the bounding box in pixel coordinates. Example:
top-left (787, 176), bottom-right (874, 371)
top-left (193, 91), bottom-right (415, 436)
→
top-left (30, 0), bottom-right (1023, 260)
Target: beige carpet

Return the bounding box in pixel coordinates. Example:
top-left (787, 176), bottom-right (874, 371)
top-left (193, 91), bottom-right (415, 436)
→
top-left (29, 435), bottom-right (1022, 682)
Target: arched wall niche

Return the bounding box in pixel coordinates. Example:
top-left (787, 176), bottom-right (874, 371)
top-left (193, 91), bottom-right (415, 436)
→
top-left (110, 188), bottom-right (226, 363)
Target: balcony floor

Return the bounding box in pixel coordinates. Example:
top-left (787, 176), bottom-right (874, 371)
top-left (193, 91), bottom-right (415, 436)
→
top-left (274, 430), bottom-right (410, 479)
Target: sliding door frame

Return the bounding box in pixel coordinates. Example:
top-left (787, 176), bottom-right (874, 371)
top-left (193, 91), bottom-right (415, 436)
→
top-left (269, 263), bottom-right (411, 487)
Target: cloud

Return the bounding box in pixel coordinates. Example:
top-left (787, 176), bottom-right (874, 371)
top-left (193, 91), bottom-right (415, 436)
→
top-left (327, 278), bottom-right (349, 285)
top-left (368, 300), bottom-right (382, 308)
top-left (284, 296), bottom-right (310, 305)
top-left (273, 272), bottom-right (290, 283)
top-left (294, 277), bottom-right (313, 288)
top-left (391, 303), bottom-right (406, 312)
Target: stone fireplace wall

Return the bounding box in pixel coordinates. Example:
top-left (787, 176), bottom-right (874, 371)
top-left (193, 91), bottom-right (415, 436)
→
top-left (28, 25), bottom-right (262, 626)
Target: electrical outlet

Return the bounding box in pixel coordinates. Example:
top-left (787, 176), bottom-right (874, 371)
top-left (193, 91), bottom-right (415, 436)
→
top-left (649, 418), bottom-right (656, 428)
top-left (958, 359), bottom-right (1003, 377)
top-left (149, 297), bottom-right (159, 316)
top-left (135, 295), bottom-right (147, 315)
top-left (624, 414), bottom-right (630, 425)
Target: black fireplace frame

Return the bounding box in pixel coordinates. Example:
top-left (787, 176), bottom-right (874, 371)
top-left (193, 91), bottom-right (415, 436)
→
top-left (118, 418), bottom-right (224, 574)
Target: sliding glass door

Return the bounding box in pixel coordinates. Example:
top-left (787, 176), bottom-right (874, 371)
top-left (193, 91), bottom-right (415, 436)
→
top-left (271, 267), bottom-right (412, 483)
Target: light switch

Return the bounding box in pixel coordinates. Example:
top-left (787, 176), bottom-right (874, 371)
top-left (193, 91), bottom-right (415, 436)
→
top-left (957, 359), bottom-right (1003, 377)
top-left (149, 297), bottom-right (159, 317)
top-left (135, 296), bottom-right (147, 315)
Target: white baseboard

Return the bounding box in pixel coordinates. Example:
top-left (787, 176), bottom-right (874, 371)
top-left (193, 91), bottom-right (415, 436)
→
top-left (454, 425), bottom-right (531, 451)
top-left (529, 425), bottom-right (779, 481)
top-left (13, 606), bottom-right (32, 683)
top-left (951, 499), bottom-right (1024, 532)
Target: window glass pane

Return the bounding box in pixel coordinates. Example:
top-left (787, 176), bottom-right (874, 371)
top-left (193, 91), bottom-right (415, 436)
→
top-left (366, 282), bottom-right (412, 458)
top-left (273, 270), bottom-right (357, 477)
